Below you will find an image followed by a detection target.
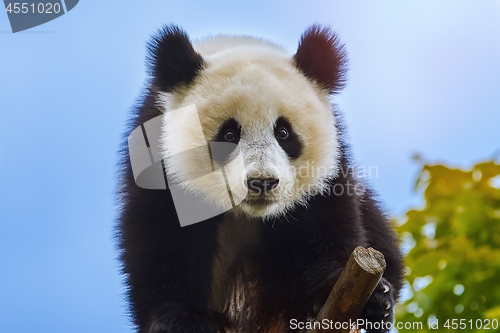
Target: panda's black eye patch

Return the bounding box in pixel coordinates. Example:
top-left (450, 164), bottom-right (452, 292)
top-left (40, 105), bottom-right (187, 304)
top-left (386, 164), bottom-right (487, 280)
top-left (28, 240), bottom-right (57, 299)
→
top-left (274, 117), bottom-right (303, 160)
top-left (212, 118), bottom-right (241, 164)
top-left (215, 118), bottom-right (241, 144)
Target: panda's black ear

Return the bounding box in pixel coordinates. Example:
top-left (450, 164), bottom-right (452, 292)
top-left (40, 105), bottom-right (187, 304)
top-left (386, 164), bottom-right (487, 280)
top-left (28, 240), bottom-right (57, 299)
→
top-left (147, 25), bottom-right (204, 92)
top-left (294, 25), bottom-right (348, 94)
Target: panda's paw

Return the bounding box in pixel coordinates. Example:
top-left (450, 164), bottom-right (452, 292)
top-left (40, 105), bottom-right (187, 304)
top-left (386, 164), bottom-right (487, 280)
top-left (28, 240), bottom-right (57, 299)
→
top-left (147, 303), bottom-right (217, 333)
top-left (359, 278), bottom-right (394, 333)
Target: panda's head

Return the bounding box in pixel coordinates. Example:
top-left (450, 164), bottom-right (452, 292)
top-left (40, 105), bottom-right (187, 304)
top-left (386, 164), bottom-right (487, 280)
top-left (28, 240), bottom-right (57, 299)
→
top-left (152, 25), bottom-right (347, 218)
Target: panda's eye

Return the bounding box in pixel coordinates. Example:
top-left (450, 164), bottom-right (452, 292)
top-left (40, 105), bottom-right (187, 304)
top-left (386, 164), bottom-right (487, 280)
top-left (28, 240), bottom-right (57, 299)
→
top-left (276, 127), bottom-right (289, 140)
top-left (224, 129), bottom-right (237, 142)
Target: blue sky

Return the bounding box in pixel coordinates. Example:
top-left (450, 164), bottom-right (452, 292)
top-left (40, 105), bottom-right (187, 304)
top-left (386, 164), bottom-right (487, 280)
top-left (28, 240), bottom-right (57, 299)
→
top-left (1, 1), bottom-right (499, 332)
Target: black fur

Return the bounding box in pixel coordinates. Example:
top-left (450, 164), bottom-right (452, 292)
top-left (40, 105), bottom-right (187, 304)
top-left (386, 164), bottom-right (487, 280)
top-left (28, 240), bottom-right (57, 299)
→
top-left (147, 25), bottom-right (205, 92)
top-left (274, 116), bottom-right (303, 160)
top-left (294, 25), bottom-right (348, 94)
top-left (118, 25), bottom-right (402, 333)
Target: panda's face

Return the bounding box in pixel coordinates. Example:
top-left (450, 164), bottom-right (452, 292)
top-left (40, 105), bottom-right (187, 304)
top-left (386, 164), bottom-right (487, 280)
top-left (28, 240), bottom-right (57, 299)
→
top-left (155, 27), bottom-right (347, 218)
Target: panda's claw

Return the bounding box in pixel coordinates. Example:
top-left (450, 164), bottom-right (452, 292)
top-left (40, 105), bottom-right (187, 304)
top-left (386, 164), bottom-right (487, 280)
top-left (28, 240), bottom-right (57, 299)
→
top-left (359, 278), bottom-right (395, 333)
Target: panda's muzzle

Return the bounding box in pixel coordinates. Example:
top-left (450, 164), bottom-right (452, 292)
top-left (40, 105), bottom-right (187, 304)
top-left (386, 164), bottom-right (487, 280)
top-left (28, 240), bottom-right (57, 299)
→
top-left (246, 178), bottom-right (279, 196)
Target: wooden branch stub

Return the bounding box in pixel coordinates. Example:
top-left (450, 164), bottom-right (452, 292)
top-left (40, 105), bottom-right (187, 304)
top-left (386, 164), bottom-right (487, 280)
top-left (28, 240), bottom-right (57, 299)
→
top-left (308, 246), bottom-right (386, 333)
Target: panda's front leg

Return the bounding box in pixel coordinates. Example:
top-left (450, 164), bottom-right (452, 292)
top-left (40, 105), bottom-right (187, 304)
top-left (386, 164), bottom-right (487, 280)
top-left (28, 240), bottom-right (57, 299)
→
top-left (139, 247), bottom-right (219, 333)
top-left (137, 275), bottom-right (219, 333)
top-left (124, 217), bottom-right (220, 333)
top-left (144, 303), bottom-right (218, 333)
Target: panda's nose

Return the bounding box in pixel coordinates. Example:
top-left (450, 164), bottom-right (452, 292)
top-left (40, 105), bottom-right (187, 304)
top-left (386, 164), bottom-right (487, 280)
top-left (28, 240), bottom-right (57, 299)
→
top-left (246, 178), bottom-right (279, 194)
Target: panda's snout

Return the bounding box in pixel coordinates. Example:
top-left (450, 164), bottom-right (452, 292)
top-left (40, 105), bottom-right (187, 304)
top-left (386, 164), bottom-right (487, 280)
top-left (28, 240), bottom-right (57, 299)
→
top-left (246, 178), bottom-right (279, 195)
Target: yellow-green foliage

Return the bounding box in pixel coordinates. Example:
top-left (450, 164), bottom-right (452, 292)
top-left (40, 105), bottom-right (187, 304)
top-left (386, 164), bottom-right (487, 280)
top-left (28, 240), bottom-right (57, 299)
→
top-left (396, 161), bottom-right (500, 332)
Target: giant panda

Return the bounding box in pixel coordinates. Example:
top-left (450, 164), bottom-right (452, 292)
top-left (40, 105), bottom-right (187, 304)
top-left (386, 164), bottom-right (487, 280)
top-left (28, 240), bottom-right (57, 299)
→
top-left (118, 25), bottom-right (403, 333)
